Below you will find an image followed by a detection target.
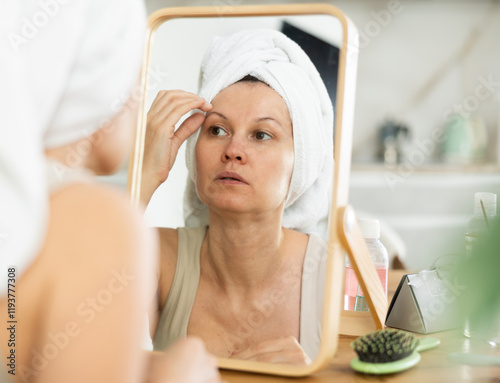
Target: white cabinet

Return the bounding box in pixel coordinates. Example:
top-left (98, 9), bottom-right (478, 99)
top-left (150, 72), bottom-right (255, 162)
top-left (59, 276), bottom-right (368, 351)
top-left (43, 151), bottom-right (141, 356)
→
top-left (349, 168), bottom-right (500, 270)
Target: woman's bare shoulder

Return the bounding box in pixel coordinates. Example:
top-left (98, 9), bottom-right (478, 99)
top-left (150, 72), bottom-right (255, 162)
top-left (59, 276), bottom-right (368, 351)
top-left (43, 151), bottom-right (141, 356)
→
top-left (283, 228), bottom-right (310, 262)
top-left (46, 182), bottom-right (157, 284)
top-left (50, 182), bottom-right (153, 248)
top-left (284, 228), bottom-right (309, 243)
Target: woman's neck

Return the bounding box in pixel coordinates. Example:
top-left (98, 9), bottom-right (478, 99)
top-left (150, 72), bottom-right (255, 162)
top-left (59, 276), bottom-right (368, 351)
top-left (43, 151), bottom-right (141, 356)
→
top-left (202, 210), bottom-right (290, 296)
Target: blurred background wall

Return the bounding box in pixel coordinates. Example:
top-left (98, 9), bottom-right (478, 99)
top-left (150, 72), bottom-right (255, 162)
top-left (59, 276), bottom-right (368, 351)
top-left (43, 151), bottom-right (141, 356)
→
top-left (112, 0), bottom-right (500, 270)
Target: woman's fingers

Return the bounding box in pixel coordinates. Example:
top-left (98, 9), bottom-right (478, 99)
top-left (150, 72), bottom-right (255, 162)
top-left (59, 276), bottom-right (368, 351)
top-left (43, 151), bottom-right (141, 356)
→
top-left (173, 112), bottom-right (208, 147)
top-left (149, 99), bottom-right (202, 134)
top-left (141, 90), bottom-right (212, 204)
top-left (155, 95), bottom-right (207, 121)
top-left (149, 90), bottom-right (211, 128)
top-left (141, 90), bottom-right (211, 204)
top-left (148, 89), bottom-right (198, 115)
top-left (147, 89), bottom-right (211, 136)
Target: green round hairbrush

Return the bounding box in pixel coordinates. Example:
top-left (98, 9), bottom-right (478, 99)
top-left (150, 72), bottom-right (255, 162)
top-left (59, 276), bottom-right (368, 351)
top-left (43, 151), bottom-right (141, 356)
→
top-left (350, 329), bottom-right (440, 374)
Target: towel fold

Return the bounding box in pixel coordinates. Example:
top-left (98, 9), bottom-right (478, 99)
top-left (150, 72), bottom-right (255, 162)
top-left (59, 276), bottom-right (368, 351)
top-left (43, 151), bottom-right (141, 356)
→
top-left (184, 29), bottom-right (334, 239)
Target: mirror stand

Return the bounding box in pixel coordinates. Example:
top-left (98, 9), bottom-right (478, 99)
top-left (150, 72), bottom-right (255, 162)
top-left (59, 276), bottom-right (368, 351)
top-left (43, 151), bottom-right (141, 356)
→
top-left (338, 205), bottom-right (388, 336)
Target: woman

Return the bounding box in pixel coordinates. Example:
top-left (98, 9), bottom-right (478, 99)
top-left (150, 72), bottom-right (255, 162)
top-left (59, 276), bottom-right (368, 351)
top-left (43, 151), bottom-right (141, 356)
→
top-left (143, 29), bottom-right (333, 364)
top-left (0, 2), bottom-right (220, 382)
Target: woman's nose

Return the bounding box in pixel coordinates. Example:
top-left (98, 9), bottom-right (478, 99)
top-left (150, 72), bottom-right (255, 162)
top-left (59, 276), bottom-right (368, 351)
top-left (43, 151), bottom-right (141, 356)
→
top-left (222, 137), bottom-right (247, 164)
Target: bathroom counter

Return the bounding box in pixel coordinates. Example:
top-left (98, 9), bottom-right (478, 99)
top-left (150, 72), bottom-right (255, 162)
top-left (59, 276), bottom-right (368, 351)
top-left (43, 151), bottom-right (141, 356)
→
top-left (220, 270), bottom-right (500, 382)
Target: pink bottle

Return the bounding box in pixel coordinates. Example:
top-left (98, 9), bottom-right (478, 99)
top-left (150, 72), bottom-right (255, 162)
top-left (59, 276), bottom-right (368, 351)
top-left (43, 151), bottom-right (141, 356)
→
top-left (344, 218), bottom-right (388, 311)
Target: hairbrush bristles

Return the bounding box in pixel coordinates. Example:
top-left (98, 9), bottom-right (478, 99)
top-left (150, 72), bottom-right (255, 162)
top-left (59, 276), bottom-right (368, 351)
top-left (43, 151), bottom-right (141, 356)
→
top-left (351, 329), bottom-right (418, 363)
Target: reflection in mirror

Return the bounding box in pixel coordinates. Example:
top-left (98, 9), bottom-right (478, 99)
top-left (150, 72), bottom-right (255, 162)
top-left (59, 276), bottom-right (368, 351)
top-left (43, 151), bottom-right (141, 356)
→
top-left (140, 15), bottom-right (342, 366)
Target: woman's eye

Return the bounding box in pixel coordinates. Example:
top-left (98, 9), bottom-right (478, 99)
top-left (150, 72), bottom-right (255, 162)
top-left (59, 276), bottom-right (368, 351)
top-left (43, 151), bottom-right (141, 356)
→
top-left (209, 126), bottom-right (227, 136)
top-left (255, 131), bottom-right (272, 140)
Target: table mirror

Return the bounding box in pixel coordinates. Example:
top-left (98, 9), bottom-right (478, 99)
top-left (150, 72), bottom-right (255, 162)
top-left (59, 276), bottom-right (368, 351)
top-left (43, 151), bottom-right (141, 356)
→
top-left (128, 3), bottom-right (387, 376)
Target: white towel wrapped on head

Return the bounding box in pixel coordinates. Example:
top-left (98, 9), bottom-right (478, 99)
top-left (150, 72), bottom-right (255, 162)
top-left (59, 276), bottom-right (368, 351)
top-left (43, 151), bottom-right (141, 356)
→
top-left (184, 29), bottom-right (334, 239)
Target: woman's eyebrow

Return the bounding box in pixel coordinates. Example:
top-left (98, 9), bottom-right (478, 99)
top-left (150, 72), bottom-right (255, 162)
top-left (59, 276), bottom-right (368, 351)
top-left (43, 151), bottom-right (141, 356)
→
top-left (256, 116), bottom-right (282, 127)
top-left (256, 117), bottom-right (293, 133)
top-left (206, 111), bottom-right (227, 120)
top-left (206, 111), bottom-right (289, 131)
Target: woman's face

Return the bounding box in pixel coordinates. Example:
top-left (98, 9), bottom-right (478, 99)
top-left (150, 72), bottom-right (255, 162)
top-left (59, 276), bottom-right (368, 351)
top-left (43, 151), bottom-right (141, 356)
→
top-left (195, 81), bottom-right (294, 217)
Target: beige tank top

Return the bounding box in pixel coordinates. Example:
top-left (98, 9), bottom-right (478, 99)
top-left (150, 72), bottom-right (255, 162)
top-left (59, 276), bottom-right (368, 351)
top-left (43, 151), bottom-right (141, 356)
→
top-left (152, 226), bottom-right (327, 360)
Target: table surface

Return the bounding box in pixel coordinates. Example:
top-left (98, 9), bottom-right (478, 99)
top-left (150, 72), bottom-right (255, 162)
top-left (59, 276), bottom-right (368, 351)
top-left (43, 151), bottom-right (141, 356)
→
top-left (220, 271), bottom-right (500, 382)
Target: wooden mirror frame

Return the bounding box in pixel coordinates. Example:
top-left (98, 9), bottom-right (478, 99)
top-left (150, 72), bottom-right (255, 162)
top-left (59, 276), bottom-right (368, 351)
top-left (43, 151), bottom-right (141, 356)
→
top-left (127, 3), bottom-right (387, 377)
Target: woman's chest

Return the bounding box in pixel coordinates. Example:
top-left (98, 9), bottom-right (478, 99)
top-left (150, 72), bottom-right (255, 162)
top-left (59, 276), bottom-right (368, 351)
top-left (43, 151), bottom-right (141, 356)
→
top-left (187, 280), bottom-right (302, 358)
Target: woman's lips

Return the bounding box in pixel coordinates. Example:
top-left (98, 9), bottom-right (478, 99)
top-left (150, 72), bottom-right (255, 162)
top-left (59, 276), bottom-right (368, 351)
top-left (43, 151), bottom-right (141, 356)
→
top-left (215, 171), bottom-right (248, 185)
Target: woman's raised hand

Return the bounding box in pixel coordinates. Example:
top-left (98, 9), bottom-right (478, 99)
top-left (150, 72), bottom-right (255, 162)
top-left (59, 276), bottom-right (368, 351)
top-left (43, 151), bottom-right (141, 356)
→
top-left (230, 336), bottom-right (312, 366)
top-left (141, 90), bottom-right (212, 205)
